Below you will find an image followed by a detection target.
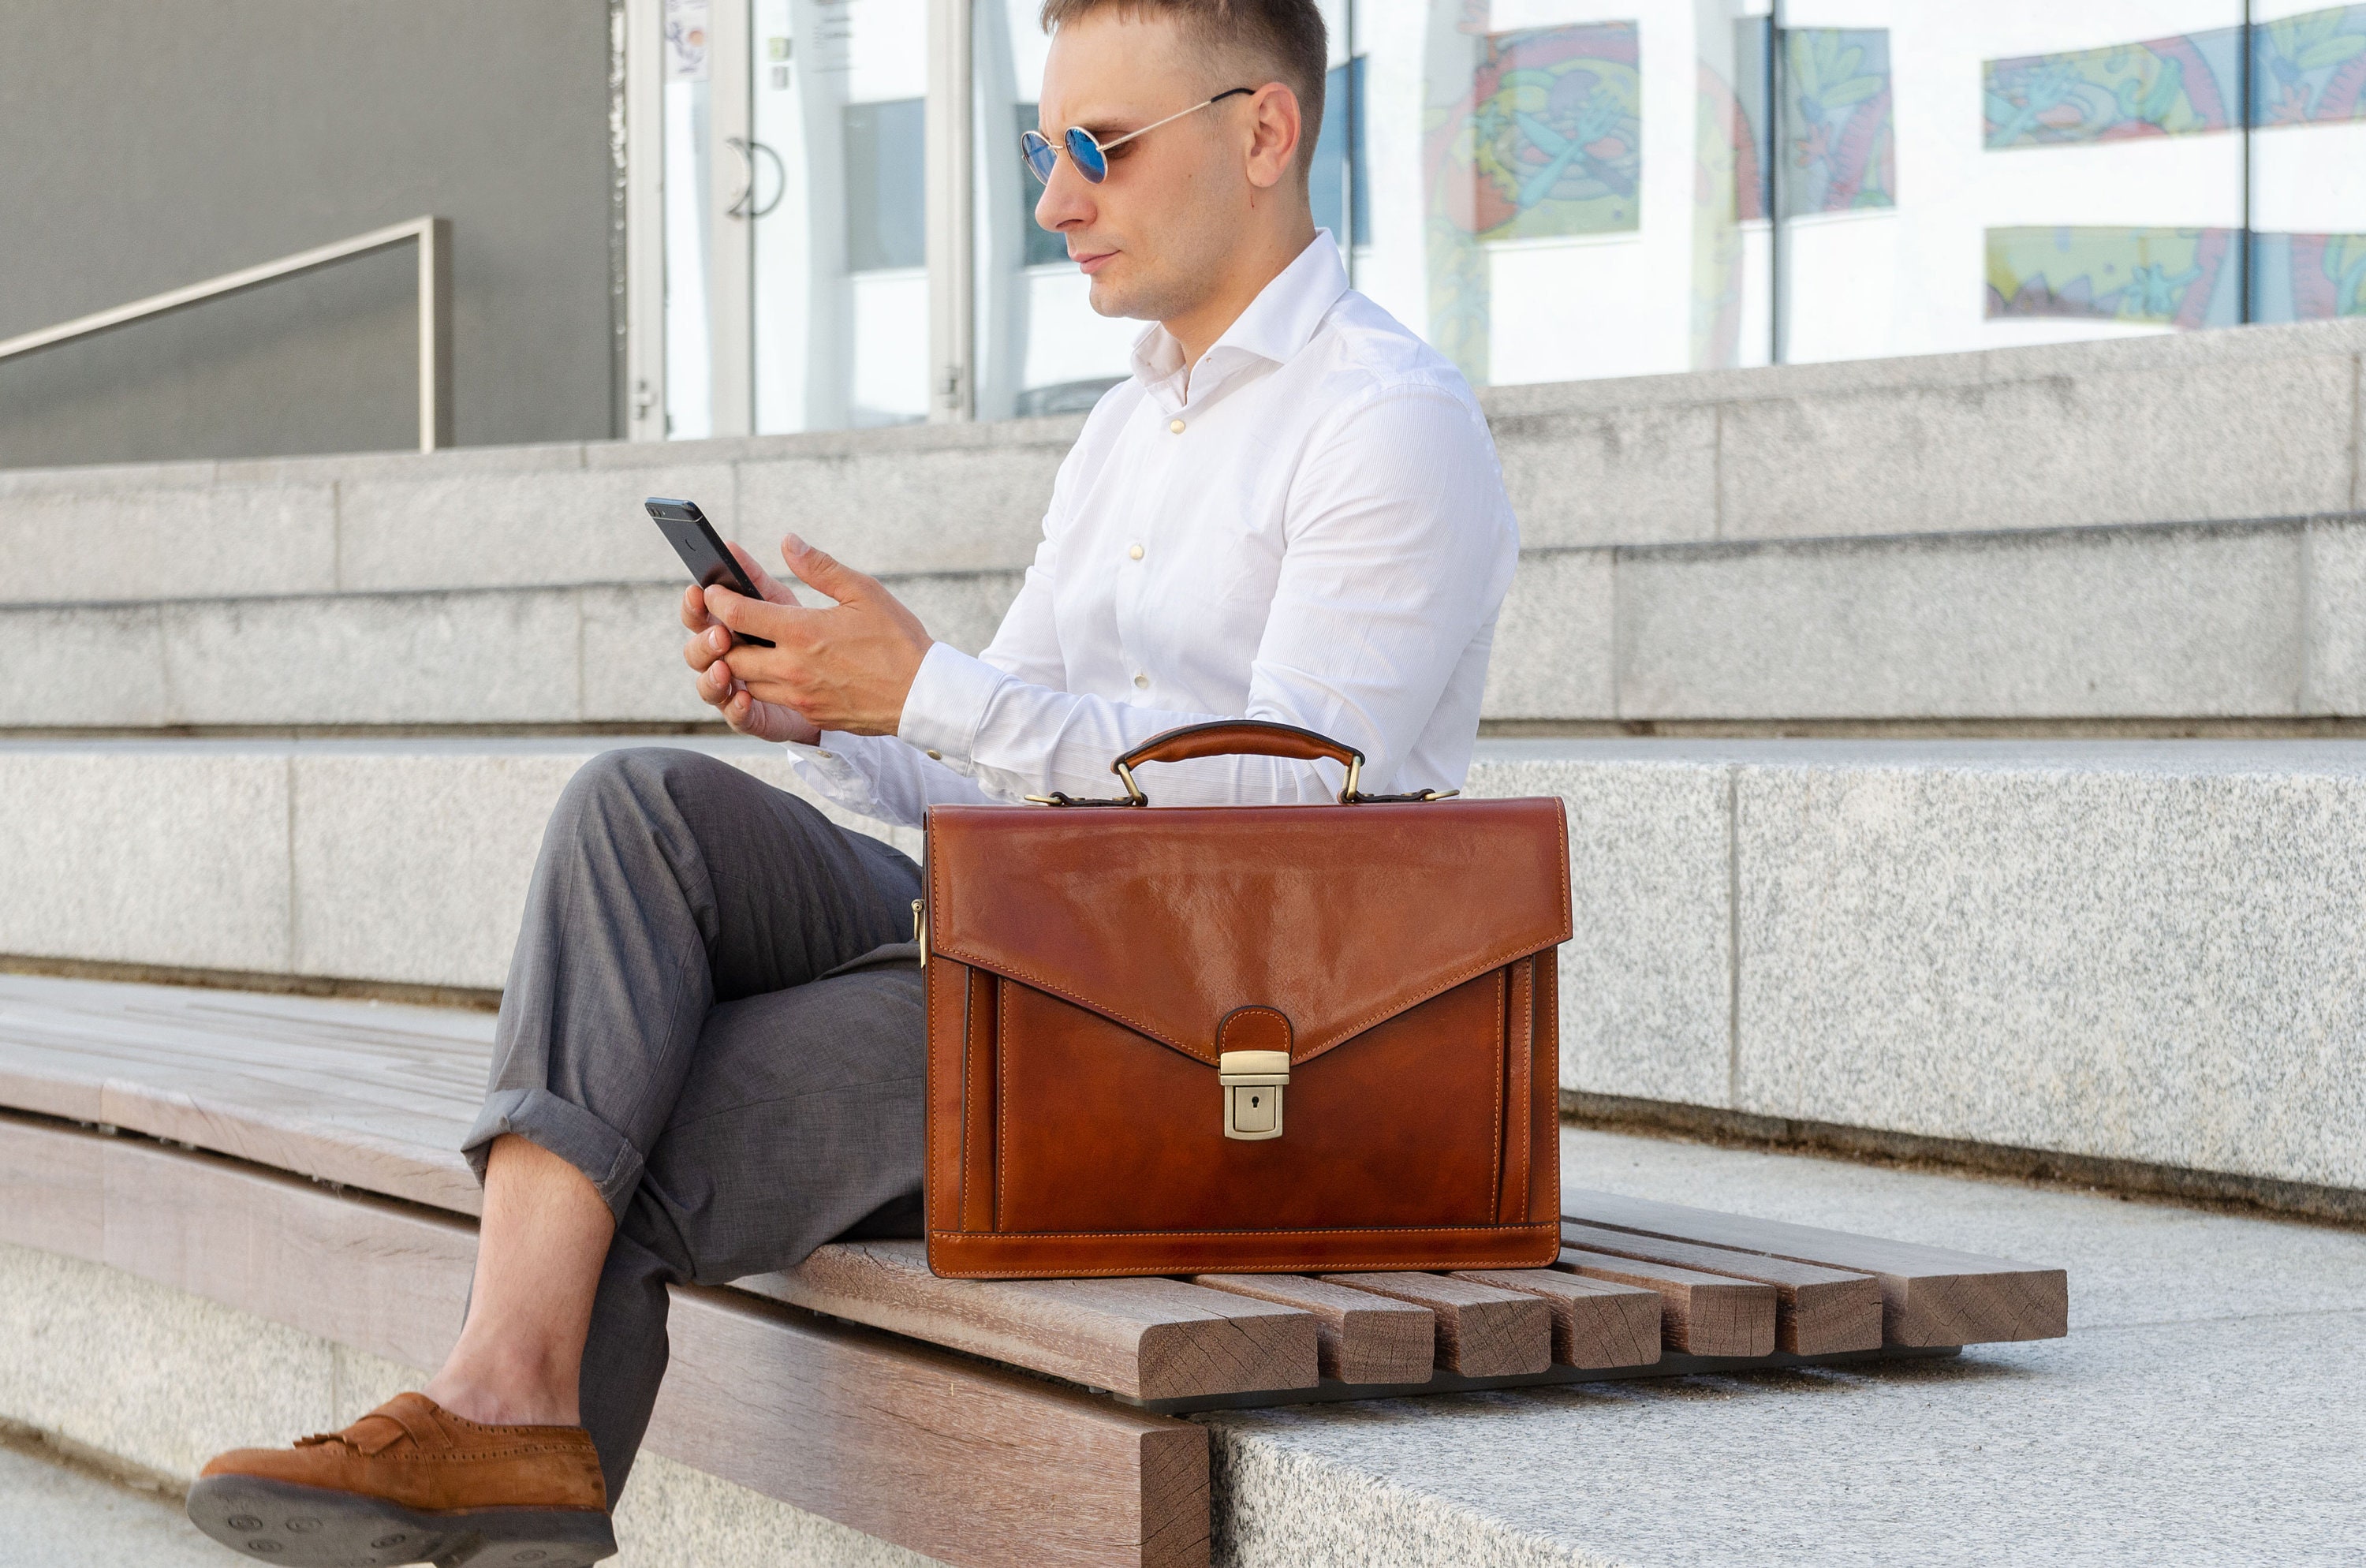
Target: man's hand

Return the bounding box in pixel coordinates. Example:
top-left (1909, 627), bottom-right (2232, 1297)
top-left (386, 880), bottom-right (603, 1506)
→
top-left (680, 536), bottom-right (934, 741)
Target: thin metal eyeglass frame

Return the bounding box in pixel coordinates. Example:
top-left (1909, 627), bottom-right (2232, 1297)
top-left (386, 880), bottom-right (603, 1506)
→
top-left (1021, 87), bottom-right (1255, 185)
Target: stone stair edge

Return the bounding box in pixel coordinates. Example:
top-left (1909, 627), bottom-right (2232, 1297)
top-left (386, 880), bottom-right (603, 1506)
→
top-left (9, 731), bottom-right (2366, 772)
top-left (2, 314), bottom-right (2359, 498)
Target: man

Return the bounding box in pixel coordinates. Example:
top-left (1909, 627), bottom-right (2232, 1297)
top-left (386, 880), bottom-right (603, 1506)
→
top-left (189, 0), bottom-right (1517, 1562)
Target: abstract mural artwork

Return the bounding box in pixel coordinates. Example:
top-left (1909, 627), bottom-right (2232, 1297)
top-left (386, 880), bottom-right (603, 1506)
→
top-left (1983, 30), bottom-right (2241, 147)
top-left (1430, 23), bottom-right (1644, 245)
top-left (2253, 232), bottom-right (2366, 319)
top-left (1424, 18), bottom-right (1640, 380)
top-left (2254, 5), bottom-right (2366, 125)
top-left (1985, 227), bottom-right (2239, 327)
top-left (1782, 28), bottom-right (1895, 215)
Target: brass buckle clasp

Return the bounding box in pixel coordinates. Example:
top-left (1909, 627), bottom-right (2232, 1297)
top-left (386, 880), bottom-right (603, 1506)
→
top-left (1218, 1050), bottom-right (1289, 1141)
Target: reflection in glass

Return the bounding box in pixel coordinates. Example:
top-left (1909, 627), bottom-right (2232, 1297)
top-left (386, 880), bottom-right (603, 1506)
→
top-left (748, 0), bottom-right (931, 434)
top-left (2256, 6), bottom-right (2366, 126)
top-left (663, 0), bottom-right (715, 439)
top-left (1780, 28), bottom-right (1893, 215)
top-left (973, 0), bottom-right (1140, 421)
top-left (1311, 58), bottom-right (1371, 249)
top-left (1984, 29), bottom-right (2243, 148)
top-left (2252, 232), bottom-right (2366, 320)
top-left (1986, 227), bottom-right (2241, 327)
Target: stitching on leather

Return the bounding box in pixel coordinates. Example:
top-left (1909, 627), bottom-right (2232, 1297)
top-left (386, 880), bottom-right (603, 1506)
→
top-left (931, 802), bottom-right (1571, 1066)
top-left (996, 977), bottom-right (1009, 1230)
top-left (926, 956), bottom-right (945, 1233)
top-left (1218, 1004), bottom-right (1292, 1054)
top-left (1514, 955), bottom-right (1533, 1230)
top-left (952, 961), bottom-right (968, 1231)
top-left (1489, 967), bottom-right (1504, 1223)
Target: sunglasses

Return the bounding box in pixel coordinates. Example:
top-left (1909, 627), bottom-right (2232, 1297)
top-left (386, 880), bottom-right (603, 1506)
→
top-left (1021, 87), bottom-right (1254, 185)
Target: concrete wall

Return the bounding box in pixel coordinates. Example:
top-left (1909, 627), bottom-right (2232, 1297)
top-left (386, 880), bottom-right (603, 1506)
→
top-left (0, 1242), bottom-right (936, 1566)
top-left (3, 735), bottom-right (2358, 1195)
top-left (0, 0), bottom-right (618, 468)
top-left (6, 318), bottom-right (2366, 728)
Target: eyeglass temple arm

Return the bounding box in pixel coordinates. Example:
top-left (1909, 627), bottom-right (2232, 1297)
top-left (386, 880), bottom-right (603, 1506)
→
top-left (1095, 86), bottom-right (1256, 153)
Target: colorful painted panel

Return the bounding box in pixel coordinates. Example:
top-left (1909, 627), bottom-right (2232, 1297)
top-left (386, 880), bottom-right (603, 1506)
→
top-left (1423, 18), bottom-right (1641, 383)
top-left (1727, 18), bottom-right (1772, 225)
top-left (2253, 233), bottom-right (2366, 320)
top-left (1692, 19), bottom-right (1770, 370)
top-left (1782, 28), bottom-right (1894, 214)
top-left (1985, 228), bottom-right (2240, 328)
top-left (1984, 29), bottom-right (2241, 147)
top-left (2256, 6), bottom-right (2366, 125)
top-left (1427, 23), bottom-right (1643, 245)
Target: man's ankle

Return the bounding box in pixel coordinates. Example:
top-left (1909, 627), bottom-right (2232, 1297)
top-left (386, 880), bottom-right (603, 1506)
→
top-left (423, 1363), bottom-right (580, 1428)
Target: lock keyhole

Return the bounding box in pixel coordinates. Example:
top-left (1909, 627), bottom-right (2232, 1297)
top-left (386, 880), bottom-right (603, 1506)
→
top-left (1218, 1047), bottom-right (1289, 1140)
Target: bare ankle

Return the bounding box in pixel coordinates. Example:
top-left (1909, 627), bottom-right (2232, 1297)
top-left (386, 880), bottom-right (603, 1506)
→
top-left (424, 1357), bottom-right (579, 1428)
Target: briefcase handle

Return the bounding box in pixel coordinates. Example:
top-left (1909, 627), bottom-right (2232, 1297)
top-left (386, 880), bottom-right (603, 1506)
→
top-left (1023, 719), bottom-right (1457, 807)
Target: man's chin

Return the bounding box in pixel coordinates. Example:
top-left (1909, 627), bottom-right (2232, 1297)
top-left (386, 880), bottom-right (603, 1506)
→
top-left (1084, 265), bottom-right (1157, 322)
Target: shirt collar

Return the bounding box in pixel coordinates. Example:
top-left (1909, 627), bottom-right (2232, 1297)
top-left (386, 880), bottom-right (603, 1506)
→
top-left (1129, 230), bottom-right (1351, 411)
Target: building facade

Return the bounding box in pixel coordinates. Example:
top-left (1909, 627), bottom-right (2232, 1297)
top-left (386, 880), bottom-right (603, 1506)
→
top-left (644, 0), bottom-right (2366, 435)
top-left (4, 2), bottom-right (2364, 466)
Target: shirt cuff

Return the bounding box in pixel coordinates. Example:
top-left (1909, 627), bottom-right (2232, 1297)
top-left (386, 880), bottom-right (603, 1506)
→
top-left (782, 734), bottom-right (867, 790)
top-left (896, 641), bottom-right (1008, 767)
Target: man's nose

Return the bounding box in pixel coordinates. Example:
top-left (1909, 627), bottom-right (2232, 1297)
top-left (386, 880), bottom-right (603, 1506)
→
top-left (1034, 151), bottom-right (1095, 236)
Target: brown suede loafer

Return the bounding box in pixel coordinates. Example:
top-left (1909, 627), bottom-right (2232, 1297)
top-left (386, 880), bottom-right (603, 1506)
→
top-left (186, 1391), bottom-right (614, 1567)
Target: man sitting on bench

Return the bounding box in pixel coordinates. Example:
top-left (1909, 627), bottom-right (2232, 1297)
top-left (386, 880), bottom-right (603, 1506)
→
top-left (191, 1), bottom-right (1520, 1561)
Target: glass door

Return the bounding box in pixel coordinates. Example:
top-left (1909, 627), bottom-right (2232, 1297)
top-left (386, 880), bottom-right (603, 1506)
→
top-left (646, 0), bottom-right (935, 439)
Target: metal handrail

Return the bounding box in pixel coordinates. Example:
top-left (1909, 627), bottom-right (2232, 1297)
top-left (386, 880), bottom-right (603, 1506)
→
top-left (0, 215), bottom-right (452, 452)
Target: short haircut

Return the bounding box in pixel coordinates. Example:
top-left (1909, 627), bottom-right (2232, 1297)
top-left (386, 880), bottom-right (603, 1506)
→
top-left (1038, 0), bottom-right (1328, 178)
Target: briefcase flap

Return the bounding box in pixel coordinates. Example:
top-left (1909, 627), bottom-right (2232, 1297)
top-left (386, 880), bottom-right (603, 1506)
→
top-left (925, 796), bottom-right (1570, 1066)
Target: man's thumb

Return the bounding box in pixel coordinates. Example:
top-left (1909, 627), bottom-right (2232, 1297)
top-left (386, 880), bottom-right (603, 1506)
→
top-left (782, 533), bottom-right (864, 602)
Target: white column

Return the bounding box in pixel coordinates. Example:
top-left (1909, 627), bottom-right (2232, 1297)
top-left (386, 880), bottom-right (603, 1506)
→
top-left (927, 0), bottom-right (976, 420)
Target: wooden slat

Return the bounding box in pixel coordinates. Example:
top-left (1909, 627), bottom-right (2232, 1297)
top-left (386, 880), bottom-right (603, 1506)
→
top-left (1320, 1272), bottom-right (1550, 1377)
top-left (1189, 1273), bottom-right (1436, 1385)
top-left (1559, 1219), bottom-right (1882, 1354)
top-left (1554, 1247), bottom-right (1775, 1357)
top-left (0, 973), bottom-right (485, 1213)
top-left (655, 1289), bottom-right (1208, 1568)
top-left (1451, 1269), bottom-right (1661, 1369)
top-left (1562, 1187), bottom-right (2069, 1346)
top-left (746, 1241), bottom-right (1317, 1402)
top-left (0, 1113), bottom-right (476, 1377)
top-left (1, 1113), bottom-right (1208, 1568)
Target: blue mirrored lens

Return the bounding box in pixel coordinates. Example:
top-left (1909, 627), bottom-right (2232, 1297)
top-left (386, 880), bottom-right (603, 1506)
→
top-left (1020, 131), bottom-right (1058, 184)
top-left (1065, 127), bottom-right (1109, 183)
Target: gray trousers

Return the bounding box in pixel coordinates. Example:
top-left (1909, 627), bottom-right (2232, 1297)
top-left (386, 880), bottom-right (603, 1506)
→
top-left (460, 747), bottom-right (927, 1502)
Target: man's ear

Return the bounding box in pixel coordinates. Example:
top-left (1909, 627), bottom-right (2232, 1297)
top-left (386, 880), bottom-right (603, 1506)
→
top-left (1242, 81), bottom-right (1303, 191)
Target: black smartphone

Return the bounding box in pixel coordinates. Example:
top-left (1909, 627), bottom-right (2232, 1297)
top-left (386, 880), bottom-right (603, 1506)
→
top-left (646, 497), bottom-right (775, 648)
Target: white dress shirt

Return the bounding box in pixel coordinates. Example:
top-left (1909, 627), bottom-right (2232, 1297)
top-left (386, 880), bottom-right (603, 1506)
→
top-left (786, 230), bottom-right (1519, 827)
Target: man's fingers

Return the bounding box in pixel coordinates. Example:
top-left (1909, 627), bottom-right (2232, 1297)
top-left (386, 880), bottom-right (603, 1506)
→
top-left (780, 533), bottom-right (879, 605)
top-left (680, 582), bottom-right (712, 633)
top-left (682, 618), bottom-right (733, 674)
top-left (729, 542), bottom-right (802, 607)
top-left (693, 651), bottom-right (733, 703)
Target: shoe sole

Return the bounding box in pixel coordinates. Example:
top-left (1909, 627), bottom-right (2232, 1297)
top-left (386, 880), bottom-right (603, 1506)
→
top-left (187, 1474), bottom-right (616, 1567)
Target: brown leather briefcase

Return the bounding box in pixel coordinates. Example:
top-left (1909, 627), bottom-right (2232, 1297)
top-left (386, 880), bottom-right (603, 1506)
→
top-left (918, 720), bottom-right (1570, 1279)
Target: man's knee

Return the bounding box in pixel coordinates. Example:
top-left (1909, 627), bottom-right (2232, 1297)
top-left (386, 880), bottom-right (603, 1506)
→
top-left (551, 746), bottom-right (746, 841)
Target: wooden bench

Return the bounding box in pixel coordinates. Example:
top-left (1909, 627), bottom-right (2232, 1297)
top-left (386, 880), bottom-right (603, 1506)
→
top-left (0, 973), bottom-right (2068, 1566)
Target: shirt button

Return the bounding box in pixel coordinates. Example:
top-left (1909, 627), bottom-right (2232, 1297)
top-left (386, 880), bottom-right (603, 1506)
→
top-left (1128, 543), bottom-right (1144, 560)
top-left (925, 749), bottom-right (942, 760)
top-left (1168, 418), bottom-right (1185, 435)
top-left (1133, 673), bottom-right (1150, 689)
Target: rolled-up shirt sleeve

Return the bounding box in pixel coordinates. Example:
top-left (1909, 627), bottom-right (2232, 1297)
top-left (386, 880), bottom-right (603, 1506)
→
top-left (894, 387), bottom-right (1517, 806)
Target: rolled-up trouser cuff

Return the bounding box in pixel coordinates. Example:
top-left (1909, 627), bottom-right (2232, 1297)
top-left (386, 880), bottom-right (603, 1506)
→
top-left (462, 1086), bottom-right (648, 1222)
